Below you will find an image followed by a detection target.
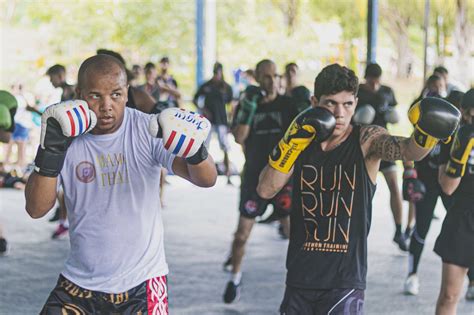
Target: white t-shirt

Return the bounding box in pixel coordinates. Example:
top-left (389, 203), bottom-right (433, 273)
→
top-left (59, 107), bottom-right (175, 293)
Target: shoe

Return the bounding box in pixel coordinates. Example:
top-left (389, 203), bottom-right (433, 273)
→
top-left (466, 284), bottom-right (474, 300)
top-left (52, 224), bottom-right (69, 239)
top-left (0, 238), bottom-right (8, 255)
top-left (393, 233), bottom-right (409, 251)
top-left (404, 274), bottom-right (419, 295)
top-left (223, 280), bottom-right (241, 304)
top-left (48, 207), bottom-right (61, 222)
top-left (404, 227), bottom-right (413, 240)
top-left (223, 255), bottom-right (232, 272)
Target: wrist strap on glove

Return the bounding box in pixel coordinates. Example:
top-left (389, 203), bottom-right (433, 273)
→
top-left (34, 146), bottom-right (67, 177)
top-left (186, 144), bottom-right (208, 165)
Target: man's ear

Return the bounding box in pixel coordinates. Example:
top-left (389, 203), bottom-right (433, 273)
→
top-left (75, 87), bottom-right (81, 99)
top-left (311, 95), bottom-right (318, 108)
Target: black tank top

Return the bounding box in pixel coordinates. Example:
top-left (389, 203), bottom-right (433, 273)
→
top-left (439, 137), bottom-right (474, 210)
top-left (286, 125), bottom-right (376, 290)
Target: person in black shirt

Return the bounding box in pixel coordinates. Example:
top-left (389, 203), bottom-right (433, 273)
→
top-left (435, 88), bottom-right (474, 313)
top-left (156, 56), bottom-right (181, 109)
top-left (194, 62), bottom-right (234, 184)
top-left (257, 64), bottom-right (460, 314)
top-left (138, 62), bottom-right (160, 101)
top-left (222, 59), bottom-right (299, 304)
top-left (46, 64), bottom-right (75, 102)
top-left (402, 76), bottom-right (456, 295)
top-left (357, 63), bottom-right (410, 251)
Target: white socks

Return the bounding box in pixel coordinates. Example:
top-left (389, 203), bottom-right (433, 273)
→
top-left (231, 272), bottom-right (242, 285)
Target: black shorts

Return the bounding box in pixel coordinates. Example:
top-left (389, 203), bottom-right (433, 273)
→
top-left (280, 285), bottom-right (364, 315)
top-left (379, 160), bottom-right (396, 173)
top-left (40, 274), bottom-right (168, 315)
top-left (239, 184), bottom-right (292, 219)
top-left (434, 207), bottom-right (474, 268)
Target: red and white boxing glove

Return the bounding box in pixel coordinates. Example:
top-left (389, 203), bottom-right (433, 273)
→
top-left (34, 100), bottom-right (97, 177)
top-left (149, 108), bottom-right (211, 164)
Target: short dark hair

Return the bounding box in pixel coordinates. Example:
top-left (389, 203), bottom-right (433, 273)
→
top-left (427, 74), bottom-right (442, 85)
top-left (255, 59), bottom-right (275, 79)
top-left (77, 54), bottom-right (127, 90)
top-left (213, 62), bottom-right (223, 74)
top-left (144, 62), bottom-right (155, 71)
top-left (160, 56), bottom-right (169, 63)
top-left (96, 49), bottom-right (126, 65)
top-left (314, 64), bottom-right (359, 100)
top-left (285, 62), bottom-right (298, 72)
top-left (46, 64), bottom-right (66, 76)
top-left (364, 63), bottom-right (382, 78)
top-left (433, 66), bottom-right (448, 75)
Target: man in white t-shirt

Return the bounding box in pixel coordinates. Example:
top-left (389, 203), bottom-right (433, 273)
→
top-left (25, 54), bottom-right (217, 314)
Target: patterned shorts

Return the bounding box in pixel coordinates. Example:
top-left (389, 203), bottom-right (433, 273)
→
top-left (40, 274), bottom-right (168, 315)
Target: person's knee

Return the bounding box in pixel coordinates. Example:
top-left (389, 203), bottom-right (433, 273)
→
top-left (234, 230), bottom-right (250, 247)
top-left (439, 289), bottom-right (460, 305)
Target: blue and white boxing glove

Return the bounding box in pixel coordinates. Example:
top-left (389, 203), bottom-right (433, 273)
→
top-left (34, 100), bottom-right (97, 177)
top-left (149, 108), bottom-right (211, 165)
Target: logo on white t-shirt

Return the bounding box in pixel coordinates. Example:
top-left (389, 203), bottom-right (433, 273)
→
top-left (75, 161), bottom-right (96, 183)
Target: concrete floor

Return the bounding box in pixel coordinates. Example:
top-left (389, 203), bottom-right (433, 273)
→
top-left (0, 175), bottom-right (473, 314)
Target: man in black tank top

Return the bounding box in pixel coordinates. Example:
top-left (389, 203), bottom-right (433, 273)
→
top-left (435, 88), bottom-right (474, 313)
top-left (257, 64), bottom-right (461, 314)
top-left (222, 59), bottom-right (299, 304)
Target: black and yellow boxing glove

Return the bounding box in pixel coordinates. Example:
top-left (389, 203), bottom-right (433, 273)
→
top-left (269, 107), bottom-right (336, 173)
top-left (445, 124), bottom-right (474, 177)
top-left (408, 97), bottom-right (460, 149)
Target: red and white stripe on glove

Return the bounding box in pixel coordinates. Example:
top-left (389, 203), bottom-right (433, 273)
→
top-left (149, 108), bottom-right (211, 158)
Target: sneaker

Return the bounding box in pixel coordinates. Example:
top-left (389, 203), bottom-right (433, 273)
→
top-left (393, 233), bottom-right (409, 251)
top-left (223, 280), bottom-right (241, 304)
top-left (466, 284), bottom-right (474, 300)
top-left (223, 255), bottom-right (232, 272)
top-left (404, 274), bottom-right (419, 295)
top-left (48, 207), bottom-right (61, 222)
top-left (52, 223), bottom-right (69, 239)
top-left (0, 238), bottom-right (8, 255)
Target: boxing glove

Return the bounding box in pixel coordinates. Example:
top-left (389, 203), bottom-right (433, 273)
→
top-left (234, 85), bottom-right (264, 125)
top-left (34, 100), bottom-right (97, 177)
top-left (402, 168), bottom-right (426, 202)
top-left (269, 106), bottom-right (336, 173)
top-left (353, 104), bottom-right (376, 125)
top-left (408, 97), bottom-right (460, 149)
top-left (0, 90), bottom-right (18, 130)
top-left (384, 107), bottom-right (400, 124)
top-left (149, 108), bottom-right (211, 164)
top-left (445, 124), bottom-right (474, 177)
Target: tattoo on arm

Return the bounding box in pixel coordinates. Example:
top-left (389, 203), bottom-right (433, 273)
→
top-left (360, 125), bottom-right (386, 146)
top-left (361, 125), bottom-right (410, 161)
top-left (372, 135), bottom-right (410, 161)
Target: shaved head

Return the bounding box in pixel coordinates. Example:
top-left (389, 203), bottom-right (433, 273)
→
top-left (77, 54), bottom-right (127, 90)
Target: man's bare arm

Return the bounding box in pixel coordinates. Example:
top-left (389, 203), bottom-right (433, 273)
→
top-left (25, 173), bottom-right (58, 218)
top-left (172, 156), bottom-right (217, 188)
top-left (257, 165), bottom-right (293, 199)
top-left (438, 164), bottom-right (461, 195)
top-left (361, 125), bottom-right (431, 162)
top-left (232, 125), bottom-right (251, 145)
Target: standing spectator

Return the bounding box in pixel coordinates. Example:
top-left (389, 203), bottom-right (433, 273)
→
top-left (46, 64), bottom-right (75, 101)
top-left (357, 63), bottom-right (409, 251)
top-left (4, 83), bottom-right (34, 170)
top-left (157, 57), bottom-right (181, 109)
top-left (194, 62), bottom-right (234, 184)
top-left (138, 62), bottom-right (160, 101)
top-left (284, 63), bottom-right (311, 113)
